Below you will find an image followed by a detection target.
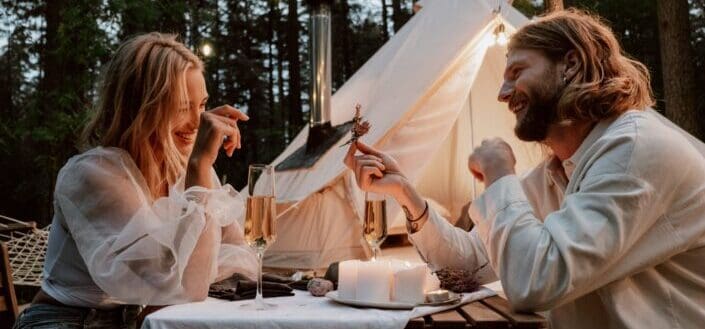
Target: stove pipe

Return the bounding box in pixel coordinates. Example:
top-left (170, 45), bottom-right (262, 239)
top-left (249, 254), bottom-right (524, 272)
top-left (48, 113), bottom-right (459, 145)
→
top-left (309, 1), bottom-right (332, 127)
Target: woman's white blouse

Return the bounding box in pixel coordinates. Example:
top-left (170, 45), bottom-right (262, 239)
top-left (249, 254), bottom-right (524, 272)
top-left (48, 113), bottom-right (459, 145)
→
top-left (42, 147), bottom-right (257, 308)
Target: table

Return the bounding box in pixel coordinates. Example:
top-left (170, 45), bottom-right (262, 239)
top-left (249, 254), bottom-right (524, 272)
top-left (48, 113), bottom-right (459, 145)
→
top-left (144, 289), bottom-right (547, 329)
top-left (406, 295), bottom-right (547, 329)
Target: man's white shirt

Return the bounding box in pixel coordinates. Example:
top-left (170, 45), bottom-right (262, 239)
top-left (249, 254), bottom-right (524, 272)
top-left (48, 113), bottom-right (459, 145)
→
top-left (409, 109), bottom-right (705, 329)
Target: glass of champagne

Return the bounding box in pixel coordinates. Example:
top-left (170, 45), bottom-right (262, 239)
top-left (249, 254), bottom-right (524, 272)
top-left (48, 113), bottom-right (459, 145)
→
top-left (242, 164), bottom-right (277, 310)
top-left (363, 192), bottom-right (388, 261)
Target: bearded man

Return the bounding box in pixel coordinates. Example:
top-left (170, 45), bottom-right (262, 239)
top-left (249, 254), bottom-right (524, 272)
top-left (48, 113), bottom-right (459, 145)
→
top-left (345, 9), bottom-right (705, 329)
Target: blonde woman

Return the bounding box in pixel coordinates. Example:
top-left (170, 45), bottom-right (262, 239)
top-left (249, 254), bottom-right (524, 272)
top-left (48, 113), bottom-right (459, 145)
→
top-left (14, 33), bottom-right (257, 328)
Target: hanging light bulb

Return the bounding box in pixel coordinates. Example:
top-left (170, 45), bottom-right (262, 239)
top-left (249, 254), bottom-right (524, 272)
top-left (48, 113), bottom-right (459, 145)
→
top-left (494, 22), bottom-right (509, 46)
top-left (200, 43), bottom-right (213, 57)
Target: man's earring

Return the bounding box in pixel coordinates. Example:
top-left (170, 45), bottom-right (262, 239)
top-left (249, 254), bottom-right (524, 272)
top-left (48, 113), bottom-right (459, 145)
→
top-left (562, 75), bottom-right (568, 84)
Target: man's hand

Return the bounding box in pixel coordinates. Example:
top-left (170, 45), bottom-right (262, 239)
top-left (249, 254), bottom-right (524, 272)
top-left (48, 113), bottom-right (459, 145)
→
top-left (344, 141), bottom-right (407, 196)
top-left (468, 138), bottom-right (517, 187)
top-left (344, 141), bottom-right (428, 225)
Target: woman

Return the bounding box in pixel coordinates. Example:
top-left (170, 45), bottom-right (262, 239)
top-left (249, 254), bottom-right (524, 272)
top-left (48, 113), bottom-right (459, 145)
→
top-left (14, 33), bottom-right (257, 328)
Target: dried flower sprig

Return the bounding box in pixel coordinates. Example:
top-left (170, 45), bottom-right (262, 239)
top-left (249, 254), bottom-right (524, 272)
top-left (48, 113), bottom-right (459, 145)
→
top-left (434, 262), bottom-right (488, 293)
top-left (341, 104), bottom-right (370, 147)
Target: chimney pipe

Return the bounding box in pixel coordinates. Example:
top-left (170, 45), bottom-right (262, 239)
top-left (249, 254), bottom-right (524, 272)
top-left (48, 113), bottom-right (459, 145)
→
top-left (275, 0), bottom-right (350, 171)
top-left (309, 1), bottom-right (332, 127)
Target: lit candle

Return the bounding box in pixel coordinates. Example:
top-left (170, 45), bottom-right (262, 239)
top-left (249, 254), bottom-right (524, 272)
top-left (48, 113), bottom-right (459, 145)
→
top-left (356, 260), bottom-right (392, 302)
top-left (425, 289), bottom-right (450, 303)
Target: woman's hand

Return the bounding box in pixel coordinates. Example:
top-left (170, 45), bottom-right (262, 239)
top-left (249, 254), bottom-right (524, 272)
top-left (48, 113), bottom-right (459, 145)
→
top-left (189, 105), bottom-right (249, 166)
top-left (187, 105), bottom-right (249, 189)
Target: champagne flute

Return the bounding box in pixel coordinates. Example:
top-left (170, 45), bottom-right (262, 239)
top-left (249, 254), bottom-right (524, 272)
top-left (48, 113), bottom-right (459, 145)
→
top-left (242, 164), bottom-right (277, 310)
top-left (363, 192), bottom-right (388, 261)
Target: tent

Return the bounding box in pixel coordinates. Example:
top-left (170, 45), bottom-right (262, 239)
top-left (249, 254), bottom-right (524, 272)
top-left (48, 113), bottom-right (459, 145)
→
top-left (263, 0), bottom-right (544, 269)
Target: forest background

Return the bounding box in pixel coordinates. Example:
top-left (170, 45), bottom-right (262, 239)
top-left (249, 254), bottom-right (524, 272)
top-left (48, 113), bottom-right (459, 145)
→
top-left (1, 0), bottom-right (704, 226)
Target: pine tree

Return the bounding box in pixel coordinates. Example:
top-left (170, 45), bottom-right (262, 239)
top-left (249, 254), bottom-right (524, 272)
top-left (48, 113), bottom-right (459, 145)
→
top-left (545, 0), bottom-right (565, 12)
top-left (657, 0), bottom-right (701, 139)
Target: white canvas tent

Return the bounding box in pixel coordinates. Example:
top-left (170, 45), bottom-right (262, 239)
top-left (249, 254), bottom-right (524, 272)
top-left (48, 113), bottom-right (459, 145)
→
top-left (263, 0), bottom-right (543, 269)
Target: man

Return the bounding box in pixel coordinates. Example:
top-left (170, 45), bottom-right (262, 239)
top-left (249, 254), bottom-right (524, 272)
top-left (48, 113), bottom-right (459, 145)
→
top-left (345, 9), bottom-right (705, 329)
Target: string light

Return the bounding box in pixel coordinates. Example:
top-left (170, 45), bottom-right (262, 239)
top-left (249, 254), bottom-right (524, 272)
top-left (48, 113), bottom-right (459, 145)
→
top-left (494, 23), bottom-right (509, 46)
top-left (491, 1), bottom-right (509, 47)
top-left (200, 43), bottom-right (213, 57)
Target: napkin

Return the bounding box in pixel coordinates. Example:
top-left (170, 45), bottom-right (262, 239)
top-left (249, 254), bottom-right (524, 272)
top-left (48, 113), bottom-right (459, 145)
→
top-left (209, 273), bottom-right (294, 301)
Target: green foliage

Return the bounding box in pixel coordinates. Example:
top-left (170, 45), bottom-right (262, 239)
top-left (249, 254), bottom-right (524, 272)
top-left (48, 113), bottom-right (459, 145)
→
top-left (512, 0), bottom-right (543, 17)
top-left (1, 0), bottom-right (111, 223)
top-left (689, 0), bottom-right (705, 126)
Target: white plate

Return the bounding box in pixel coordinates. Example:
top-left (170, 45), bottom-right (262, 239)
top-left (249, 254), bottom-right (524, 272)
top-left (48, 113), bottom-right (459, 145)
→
top-left (325, 291), bottom-right (461, 310)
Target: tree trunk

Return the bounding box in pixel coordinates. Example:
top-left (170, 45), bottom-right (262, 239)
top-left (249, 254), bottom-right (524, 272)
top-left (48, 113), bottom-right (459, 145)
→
top-left (39, 0), bottom-right (63, 101)
top-left (188, 0), bottom-right (204, 48)
top-left (340, 0), bottom-right (354, 81)
top-left (276, 4), bottom-right (286, 142)
top-left (0, 52), bottom-right (11, 116)
top-left (120, 1), bottom-right (187, 39)
top-left (391, 0), bottom-right (404, 32)
top-left (267, 0), bottom-right (279, 129)
top-left (37, 0), bottom-right (106, 224)
top-left (209, 0), bottom-right (223, 104)
top-left (657, 0), bottom-right (700, 138)
top-left (545, 0), bottom-right (564, 12)
top-left (286, 0), bottom-right (303, 136)
top-left (381, 0), bottom-right (390, 40)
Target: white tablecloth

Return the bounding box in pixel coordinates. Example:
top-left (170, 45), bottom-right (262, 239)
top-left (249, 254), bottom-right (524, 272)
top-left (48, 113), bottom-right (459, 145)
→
top-left (143, 287), bottom-right (496, 329)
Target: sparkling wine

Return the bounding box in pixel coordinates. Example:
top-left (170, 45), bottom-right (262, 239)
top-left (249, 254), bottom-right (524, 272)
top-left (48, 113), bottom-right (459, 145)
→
top-left (363, 200), bottom-right (388, 247)
top-left (245, 195), bottom-right (277, 250)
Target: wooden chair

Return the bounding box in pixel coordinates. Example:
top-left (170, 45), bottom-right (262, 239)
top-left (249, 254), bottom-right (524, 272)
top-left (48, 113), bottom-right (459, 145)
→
top-left (0, 242), bottom-right (19, 328)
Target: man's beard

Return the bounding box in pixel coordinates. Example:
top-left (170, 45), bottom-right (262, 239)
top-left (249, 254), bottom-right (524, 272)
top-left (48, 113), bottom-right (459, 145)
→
top-left (512, 87), bottom-right (561, 142)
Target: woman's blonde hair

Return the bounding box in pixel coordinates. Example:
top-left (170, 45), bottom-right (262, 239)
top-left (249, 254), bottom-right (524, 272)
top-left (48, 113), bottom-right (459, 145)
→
top-left (509, 9), bottom-right (654, 122)
top-left (82, 32), bottom-right (203, 199)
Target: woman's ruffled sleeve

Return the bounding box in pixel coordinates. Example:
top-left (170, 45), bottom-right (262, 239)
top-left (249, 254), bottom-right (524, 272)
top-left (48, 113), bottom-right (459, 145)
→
top-left (54, 151), bottom-right (254, 305)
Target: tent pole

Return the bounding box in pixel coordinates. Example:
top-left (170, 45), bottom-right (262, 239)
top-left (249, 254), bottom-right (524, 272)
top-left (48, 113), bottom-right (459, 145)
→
top-left (468, 92), bottom-right (478, 199)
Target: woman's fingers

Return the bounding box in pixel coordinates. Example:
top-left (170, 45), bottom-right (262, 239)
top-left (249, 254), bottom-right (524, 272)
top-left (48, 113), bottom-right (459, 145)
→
top-left (197, 108), bottom-right (245, 158)
top-left (223, 133), bottom-right (239, 156)
top-left (211, 112), bottom-right (242, 151)
top-left (212, 115), bottom-right (239, 127)
top-left (223, 137), bottom-right (235, 155)
top-left (210, 105), bottom-right (250, 121)
top-left (213, 119), bottom-right (241, 155)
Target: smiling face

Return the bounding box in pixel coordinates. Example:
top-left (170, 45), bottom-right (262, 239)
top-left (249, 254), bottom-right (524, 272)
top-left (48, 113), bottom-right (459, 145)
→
top-left (497, 48), bottom-right (563, 142)
top-left (172, 68), bottom-right (208, 157)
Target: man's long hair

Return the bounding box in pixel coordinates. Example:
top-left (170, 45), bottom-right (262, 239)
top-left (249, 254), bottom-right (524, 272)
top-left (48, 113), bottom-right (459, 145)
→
top-left (509, 9), bottom-right (654, 123)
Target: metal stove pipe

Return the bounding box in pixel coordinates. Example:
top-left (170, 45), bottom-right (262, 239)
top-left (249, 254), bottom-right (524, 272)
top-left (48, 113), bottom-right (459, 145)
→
top-left (309, 2), bottom-right (332, 127)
